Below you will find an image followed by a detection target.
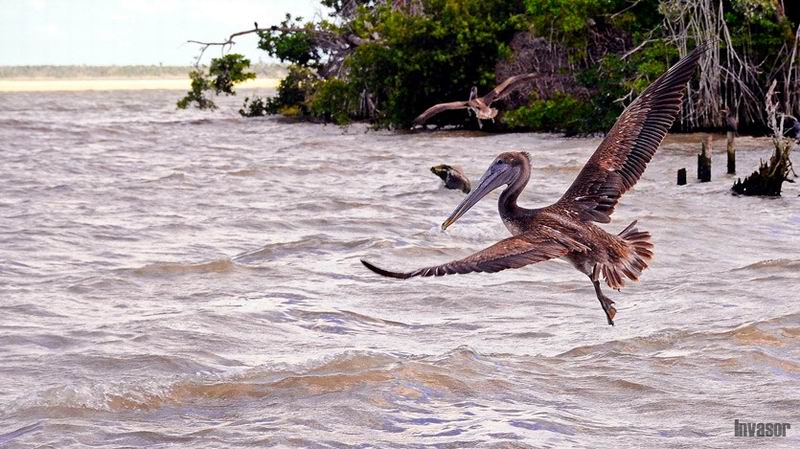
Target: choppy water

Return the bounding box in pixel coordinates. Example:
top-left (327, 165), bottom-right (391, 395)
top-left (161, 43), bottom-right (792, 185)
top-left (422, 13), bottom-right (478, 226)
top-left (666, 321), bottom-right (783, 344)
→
top-left (1, 89), bottom-right (799, 448)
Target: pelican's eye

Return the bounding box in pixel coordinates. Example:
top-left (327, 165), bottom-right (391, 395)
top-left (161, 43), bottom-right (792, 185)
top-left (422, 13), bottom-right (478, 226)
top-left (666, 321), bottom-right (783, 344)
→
top-left (496, 160), bottom-right (505, 166)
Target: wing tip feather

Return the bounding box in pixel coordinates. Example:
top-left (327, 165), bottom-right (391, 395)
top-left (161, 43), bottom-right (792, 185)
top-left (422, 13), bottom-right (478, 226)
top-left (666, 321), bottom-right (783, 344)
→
top-left (361, 259), bottom-right (412, 279)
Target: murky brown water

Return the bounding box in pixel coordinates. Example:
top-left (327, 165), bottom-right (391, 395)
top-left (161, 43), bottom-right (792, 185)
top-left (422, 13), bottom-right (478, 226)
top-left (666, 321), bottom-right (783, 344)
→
top-left (1, 89), bottom-right (799, 448)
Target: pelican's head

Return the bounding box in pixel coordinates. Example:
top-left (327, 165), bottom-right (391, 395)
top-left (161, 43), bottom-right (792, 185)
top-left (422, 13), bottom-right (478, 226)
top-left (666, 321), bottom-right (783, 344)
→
top-left (469, 86), bottom-right (478, 101)
top-left (441, 152), bottom-right (530, 230)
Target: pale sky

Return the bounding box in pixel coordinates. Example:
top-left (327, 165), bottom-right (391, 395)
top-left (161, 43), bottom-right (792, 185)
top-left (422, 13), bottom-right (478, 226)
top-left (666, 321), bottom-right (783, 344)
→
top-left (0, 0), bottom-right (327, 65)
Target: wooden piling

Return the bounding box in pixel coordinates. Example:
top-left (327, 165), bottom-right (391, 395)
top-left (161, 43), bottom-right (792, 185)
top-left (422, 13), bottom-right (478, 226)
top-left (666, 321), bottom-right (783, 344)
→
top-left (698, 134), bottom-right (712, 182)
top-left (726, 131), bottom-right (736, 174)
top-left (677, 168), bottom-right (687, 185)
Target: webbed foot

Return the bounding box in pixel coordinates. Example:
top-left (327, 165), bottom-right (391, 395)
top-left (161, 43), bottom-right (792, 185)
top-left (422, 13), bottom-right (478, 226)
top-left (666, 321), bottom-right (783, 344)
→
top-left (592, 277), bottom-right (617, 326)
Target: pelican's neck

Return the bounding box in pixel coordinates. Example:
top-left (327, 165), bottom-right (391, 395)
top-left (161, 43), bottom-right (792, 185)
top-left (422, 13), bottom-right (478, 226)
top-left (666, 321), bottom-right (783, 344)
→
top-left (499, 162), bottom-right (531, 220)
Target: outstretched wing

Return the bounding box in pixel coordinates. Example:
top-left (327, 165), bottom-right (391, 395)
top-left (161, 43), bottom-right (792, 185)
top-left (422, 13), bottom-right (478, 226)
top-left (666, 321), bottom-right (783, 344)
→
top-left (553, 45), bottom-right (706, 223)
top-left (483, 73), bottom-right (537, 104)
top-left (361, 227), bottom-right (589, 279)
top-left (413, 101), bottom-right (469, 126)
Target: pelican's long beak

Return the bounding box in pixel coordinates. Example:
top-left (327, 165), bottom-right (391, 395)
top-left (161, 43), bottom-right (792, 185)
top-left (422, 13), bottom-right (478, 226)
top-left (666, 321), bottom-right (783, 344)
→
top-left (441, 163), bottom-right (514, 230)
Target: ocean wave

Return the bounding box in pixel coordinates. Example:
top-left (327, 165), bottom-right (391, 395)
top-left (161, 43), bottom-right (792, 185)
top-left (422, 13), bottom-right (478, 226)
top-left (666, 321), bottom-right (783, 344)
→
top-left (130, 258), bottom-right (236, 277)
top-left (558, 312), bottom-right (800, 359)
top-left (287, 309), bottom-right (417, 335)
top-left (0, 422), bottom-right (43, 445)
top-left (12, 348), bottom-right (503, 414)
top-left (143, 172), bottom-right (186, 183)
top-left (731, 258), bottom-right (800, 271)
top-left (226, 168), bottom-right (258, 177)
top-left (234, 236), bottom-right (385, 264)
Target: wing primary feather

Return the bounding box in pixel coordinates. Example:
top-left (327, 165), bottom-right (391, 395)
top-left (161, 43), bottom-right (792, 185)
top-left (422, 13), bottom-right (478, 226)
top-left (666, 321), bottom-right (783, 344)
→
top-left (552, 44), bottom-right (707, 222)
top-left (361, 260), bottom-right (413, 279)
top-left (361, 229), bottom-right (589, 280)
top-left (413, 101), bottom-right (469, 126)
top-left (484, 73), bottom-right (537, 104)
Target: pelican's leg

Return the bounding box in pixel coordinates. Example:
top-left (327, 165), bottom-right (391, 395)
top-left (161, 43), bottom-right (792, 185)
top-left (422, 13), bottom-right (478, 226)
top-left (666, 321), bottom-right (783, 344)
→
top-left (478, 119), bottom-right (483, 130)
top-left (590, 267), bottom-right (616, 326)
top-left (592, 280), bottom-right (616, 326)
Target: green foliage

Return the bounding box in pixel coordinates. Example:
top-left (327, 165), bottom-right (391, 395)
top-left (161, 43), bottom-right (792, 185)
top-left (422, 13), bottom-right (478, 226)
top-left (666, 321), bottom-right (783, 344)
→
top-left (505, 38), bottom-right (679, 133)
top-left (186, 0), bottom-right (798, 133)
top-left (262, 65), bottom-right (318, 115)
top-left (239, 96), bottom-right (269, 117)
top-left (511, 0), bottom-right (796, 133)
top-left (574, 54), bottom-right (631, 132)
top-left (320, 0), bottom-right (375, 16)
top-left (524, 0), bottom-right (662, 58)
top-left (260, 66), bottom-right (356, 124)
top-left (578, 49), bottom-right (667, 131)
top-left (725, 0), bottom-right (795, 61)
top-left (503, 93), bottom-right (593, 134)
top-left (526, 0), bottom-right (615, 47)
top-left (177, 54), bottom-right (255, 110)
top-left (209, 54), bottom-right (256, 95)
top-left (258, 14), bottom-right (321, 67)
top-left (176, 70), bottom-right (217, 110)
top-left (256, 0), bottom-right (527, 127)
top-left (308, 79), bottom-right (357, 125)
top-left (345, 0), bottom-right (528, 127)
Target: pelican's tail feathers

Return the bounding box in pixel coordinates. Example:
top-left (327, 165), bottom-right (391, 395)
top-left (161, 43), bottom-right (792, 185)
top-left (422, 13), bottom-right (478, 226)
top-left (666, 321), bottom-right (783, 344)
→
top-left (603, 220), bottom-right (653, 289)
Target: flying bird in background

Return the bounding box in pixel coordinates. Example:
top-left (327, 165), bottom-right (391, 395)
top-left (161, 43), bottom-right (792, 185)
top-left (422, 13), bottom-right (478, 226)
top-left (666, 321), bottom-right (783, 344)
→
top-left (413, 73), bottom-right (537, 129)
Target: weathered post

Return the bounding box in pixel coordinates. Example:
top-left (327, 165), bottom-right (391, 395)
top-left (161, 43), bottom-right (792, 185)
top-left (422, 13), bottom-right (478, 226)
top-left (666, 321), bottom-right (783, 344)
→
top-left (723, 107), bottom-right (738, 174)
top-left (697, 134), bottom-right (712, 182)
top-left (677, 168), bottom-right (687, 185)
top-left (726, 131), bottom-right (736, 174)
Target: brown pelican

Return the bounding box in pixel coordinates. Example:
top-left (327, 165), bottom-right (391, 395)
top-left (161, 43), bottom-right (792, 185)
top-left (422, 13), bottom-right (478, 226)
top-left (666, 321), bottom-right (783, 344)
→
top-left (413, 73), bottom-right (537, 128)
top-left (363, 46), bottom-right (706, 325)
top-left (431, 164), bottom-right (471, 193)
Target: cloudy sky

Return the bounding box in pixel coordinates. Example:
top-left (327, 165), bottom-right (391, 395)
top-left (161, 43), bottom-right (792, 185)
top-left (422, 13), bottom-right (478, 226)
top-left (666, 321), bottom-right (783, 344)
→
top-left (0, 0), bottom-right (326, 65)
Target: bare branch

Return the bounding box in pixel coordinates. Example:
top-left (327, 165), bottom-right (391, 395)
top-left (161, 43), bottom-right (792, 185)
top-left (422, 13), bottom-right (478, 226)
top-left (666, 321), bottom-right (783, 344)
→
top-left (610, 0), bottom-right (643, 20)
top-left (187, 24), bottom-right (375, 71)
top-left (620, 29), bottom-right (659, 59)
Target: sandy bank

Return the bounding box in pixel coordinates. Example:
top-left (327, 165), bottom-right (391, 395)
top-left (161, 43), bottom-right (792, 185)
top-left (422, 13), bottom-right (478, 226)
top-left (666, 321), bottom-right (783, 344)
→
top-left (0, 78), bottom-right (278, 92)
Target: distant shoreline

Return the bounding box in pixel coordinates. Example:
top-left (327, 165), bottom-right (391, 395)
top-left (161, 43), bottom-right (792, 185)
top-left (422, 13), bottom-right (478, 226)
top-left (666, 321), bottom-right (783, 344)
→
top-left (0, 78), bottom-right (279, 92)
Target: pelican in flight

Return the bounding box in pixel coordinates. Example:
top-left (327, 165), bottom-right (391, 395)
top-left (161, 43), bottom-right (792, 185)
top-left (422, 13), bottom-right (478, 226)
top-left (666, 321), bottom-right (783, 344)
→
top-left (363, 46), bottom-right (706, 325)
top-left (413, 73), bottom-right (537, 128)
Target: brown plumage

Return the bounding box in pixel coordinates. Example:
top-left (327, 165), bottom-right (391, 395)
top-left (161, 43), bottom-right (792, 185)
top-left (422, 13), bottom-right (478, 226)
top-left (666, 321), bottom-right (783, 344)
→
top-left (430, 164), bottom-right (472, 193)
top-left (364, 45), bottom-right (706, 325)
top-left (413, 73), bottom-right (537, 128)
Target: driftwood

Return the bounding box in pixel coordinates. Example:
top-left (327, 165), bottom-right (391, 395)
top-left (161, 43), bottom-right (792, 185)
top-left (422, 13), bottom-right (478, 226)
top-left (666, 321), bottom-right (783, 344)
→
top-left (732, 80), bottom-right (796, 196)
top-left (731, 143), bottom-right (794, 196)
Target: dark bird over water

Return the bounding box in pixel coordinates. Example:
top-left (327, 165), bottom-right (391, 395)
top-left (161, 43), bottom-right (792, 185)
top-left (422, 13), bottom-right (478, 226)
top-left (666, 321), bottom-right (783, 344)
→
top-left (413, 73), bottom-right (537, 129)
top-left (431, 164), bottom-right (471, 193)
top-left (363, 46), bottom-right (707, 325)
